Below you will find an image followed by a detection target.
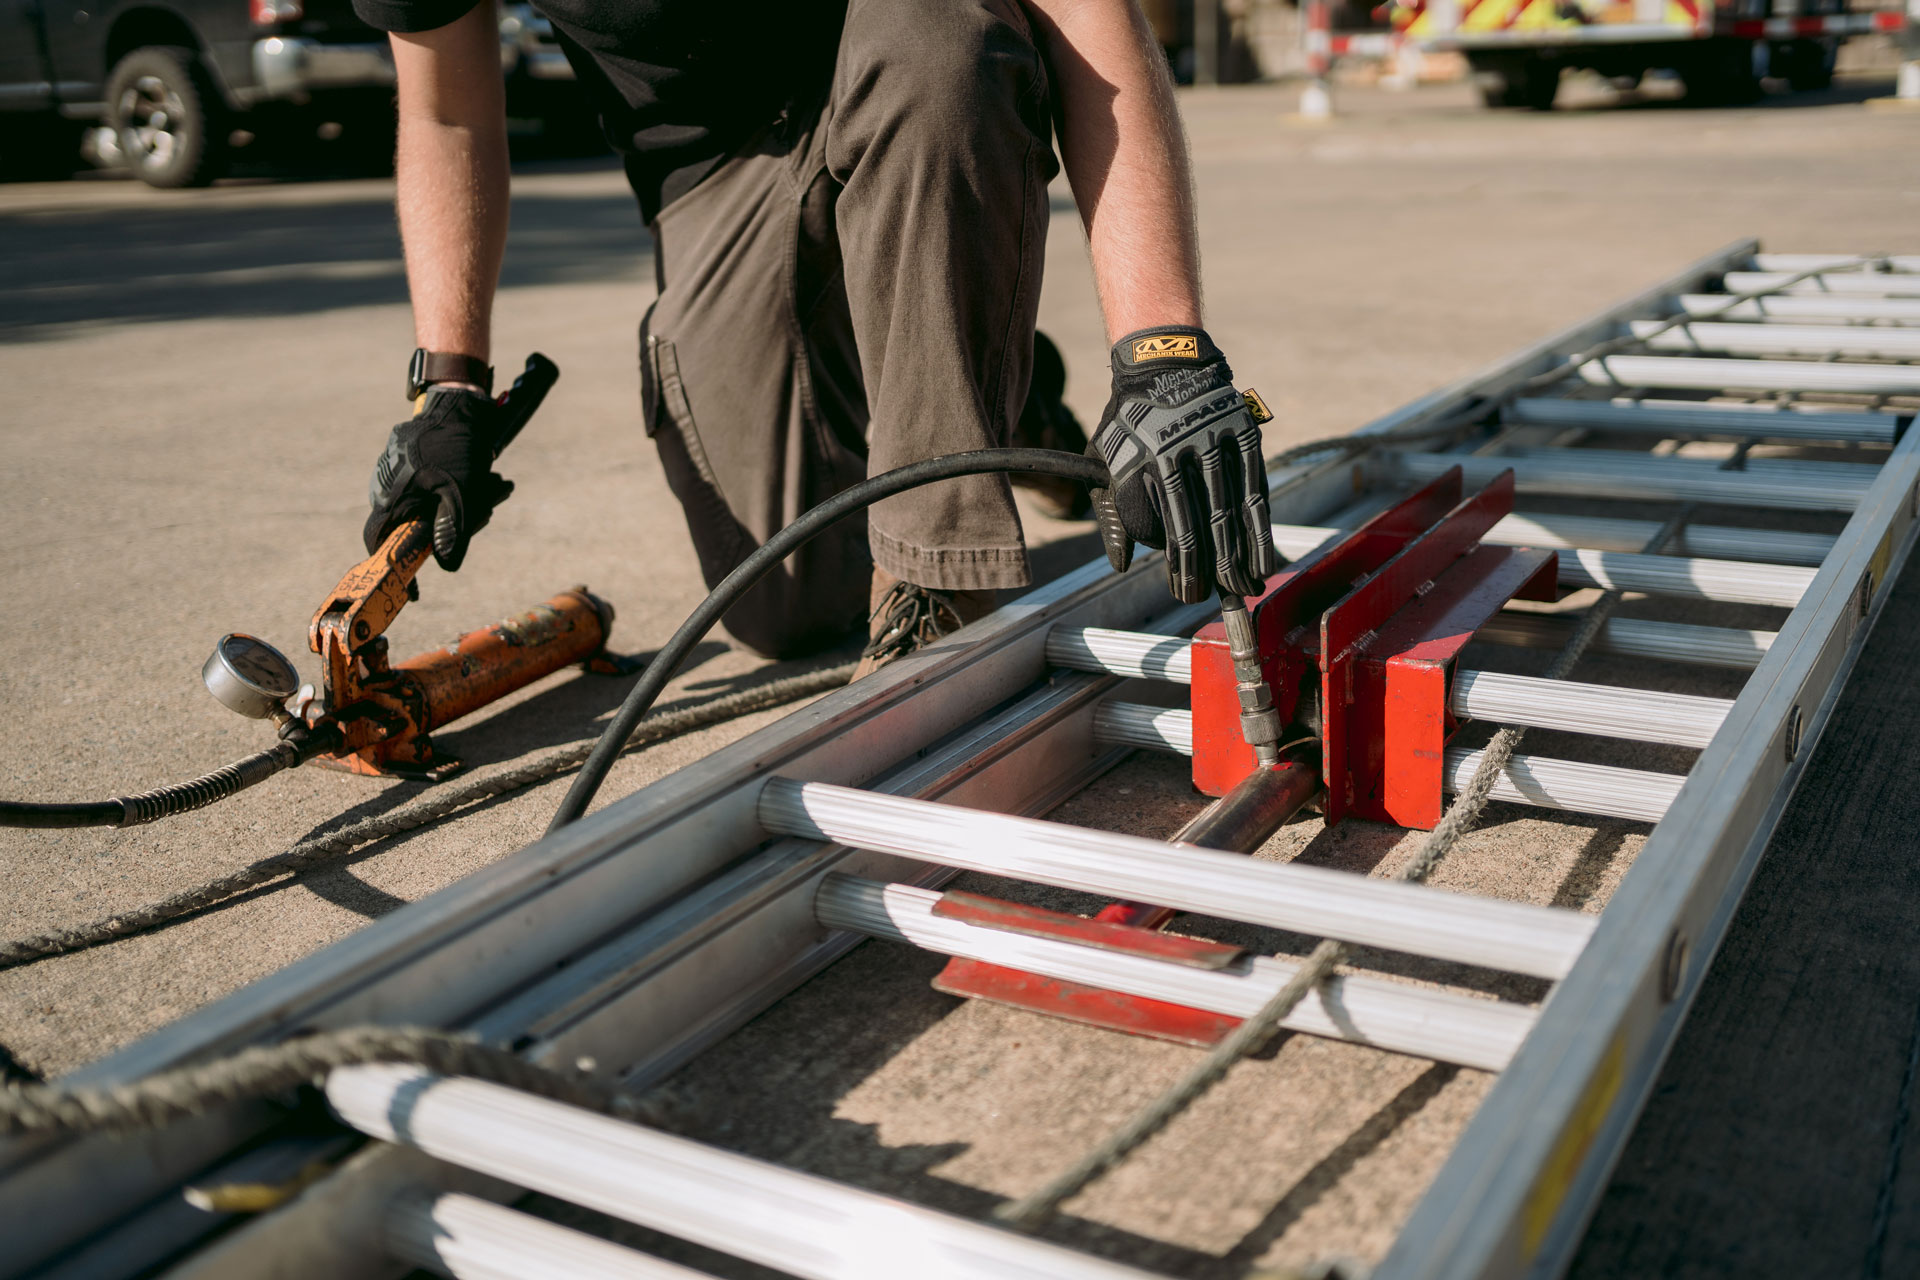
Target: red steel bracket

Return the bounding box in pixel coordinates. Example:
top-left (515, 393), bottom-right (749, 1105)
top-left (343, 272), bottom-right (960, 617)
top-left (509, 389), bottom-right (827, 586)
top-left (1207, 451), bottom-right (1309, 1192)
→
top-left (1192, 465), bottom-right (1557, 828)
top-left (930, 891), bottom-right (1250, 1047)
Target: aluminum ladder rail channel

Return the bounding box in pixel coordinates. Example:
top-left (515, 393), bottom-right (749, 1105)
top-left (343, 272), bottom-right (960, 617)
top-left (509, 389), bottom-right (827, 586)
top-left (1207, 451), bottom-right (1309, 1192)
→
top-left (1090, 703), bottom-right (1684, 826)
top-left (1049, 628), bottom-right (1733, 747)
top-left (327, 1065), bottom-right (1159, 1280)
top-left (1269, 519), bottom-right (1817, 608)
top-left (0, 241), bottom-right (1774, 1280)
top-left (1628, 319), bottom-right (1920, 361)
top-left (1381, 399), bottom-right (1920, 1279)
top-left (758, 778), bottom-right (1596, 979)
top-left (1378, 447), bottom-right (1870, 517)
top-left (1051, 614), bottom-right (1775, 679)
top-left (1722, 270), bottom-right (1920, 297)
top-left (1505, 396), bottom-right (1905, 446)
top-left (1574, 354), bottom-right (1920, 398)
top-left (1678, 294), bottom-right (1920, 324)
top-left (813, 875), bottom-right (1536, 1072)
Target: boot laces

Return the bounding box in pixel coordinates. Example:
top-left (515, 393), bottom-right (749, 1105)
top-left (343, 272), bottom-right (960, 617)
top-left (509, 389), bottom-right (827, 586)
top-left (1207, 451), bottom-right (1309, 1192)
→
top-left (860, 580), bottom-right (968, 666)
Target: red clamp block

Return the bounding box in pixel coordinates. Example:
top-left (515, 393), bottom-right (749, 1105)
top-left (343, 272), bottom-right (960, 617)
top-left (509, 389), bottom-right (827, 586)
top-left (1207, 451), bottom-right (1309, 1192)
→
top-left (1190, 466), bottom-right (1557, 829)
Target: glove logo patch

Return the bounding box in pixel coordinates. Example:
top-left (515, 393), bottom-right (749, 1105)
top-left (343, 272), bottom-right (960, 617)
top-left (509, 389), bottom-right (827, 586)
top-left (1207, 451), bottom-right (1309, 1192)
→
top-left (1132, 334), bottom-right (1199, 363)
top-left (1154, 390), bottom-right (1242, 444)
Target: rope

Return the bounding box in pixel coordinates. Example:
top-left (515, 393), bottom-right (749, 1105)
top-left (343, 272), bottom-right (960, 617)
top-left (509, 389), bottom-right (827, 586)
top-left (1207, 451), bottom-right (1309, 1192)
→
top-left (0, 662), bottom-right (854, 972)
top-left (995, 513), bottom-right (1691, 1232)
top-left (0, 1026), bottom-right (652, 1138)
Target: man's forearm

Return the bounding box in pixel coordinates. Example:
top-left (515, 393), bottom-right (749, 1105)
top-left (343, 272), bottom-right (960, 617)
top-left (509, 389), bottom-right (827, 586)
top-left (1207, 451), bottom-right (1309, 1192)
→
top-left (1024, 0), bottom-right (1202, 341)
top-left (391, 2), bottom-right (510, 363)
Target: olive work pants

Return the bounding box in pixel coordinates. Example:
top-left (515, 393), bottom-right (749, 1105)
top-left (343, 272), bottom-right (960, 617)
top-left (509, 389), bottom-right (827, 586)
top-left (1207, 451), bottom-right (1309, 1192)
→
top-left (638, 0), bottom-right (1058, 658)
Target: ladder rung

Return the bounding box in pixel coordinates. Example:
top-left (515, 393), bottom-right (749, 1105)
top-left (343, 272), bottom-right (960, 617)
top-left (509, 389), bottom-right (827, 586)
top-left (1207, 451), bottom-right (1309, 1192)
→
top-left (1751, 253), bottom-right (1920, 274)
top-left (816, 875), bottom-right (1537, 1072)
top-left (332, 1066), bottom-right (1155, 1280)
top-left (1382, 448), bottom-right (1868, 513)
top-left (1273, 512), bottom-right (1834, 566)
top-left (1445, 746), bottom-right (1682, 825)
top-left (1630, 320), bottom-right (1920, 362)
top-left (1577, 354), bottom-right (1920, 398)
top-left (1556, 547), bottom-right (1810, 608)
top-left (1055, 616), bottom-right (1767, 679)
top-left (759, 778), bottom-right (1596, 978)
top-left (390, 1193), bottom-right (712, 1280)
top-left (1484, 512), bottom-right (1834, 566)
top-left (1679, 294), bottom-right (1920, 325)
top-left (1047, 625), bottom-right (1192, 683)
top-left (1091, 704), bottom-right (1684, 825)
top-left (1723, 270), bottom-right (1920, 298)
top-left (1272, 519), bottom-right (1815, 606)
top-left (1452, 670), bottom-right (1730, 749)
top-left (1475, 613), bottom-right (1774, 671)
top-left (1506, 396), bottom-right (1903, 445)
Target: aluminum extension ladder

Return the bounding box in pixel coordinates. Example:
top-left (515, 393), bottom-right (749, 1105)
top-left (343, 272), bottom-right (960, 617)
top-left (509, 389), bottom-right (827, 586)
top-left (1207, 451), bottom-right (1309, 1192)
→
top-left (8, 241), bottom-right (1919, 1280)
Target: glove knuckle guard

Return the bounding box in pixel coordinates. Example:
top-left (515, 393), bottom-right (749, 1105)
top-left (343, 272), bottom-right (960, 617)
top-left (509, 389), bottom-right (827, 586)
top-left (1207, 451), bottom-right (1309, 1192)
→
top-left (1094, 325), bottom-right (1280, 602)
top-left (363, 390), bottom-right (511, 570)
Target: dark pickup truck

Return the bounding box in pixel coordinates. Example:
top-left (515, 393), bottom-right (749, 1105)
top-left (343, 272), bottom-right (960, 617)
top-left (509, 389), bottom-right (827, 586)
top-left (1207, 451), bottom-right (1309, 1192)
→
top-left (1, 0), bottom-right (398, 186)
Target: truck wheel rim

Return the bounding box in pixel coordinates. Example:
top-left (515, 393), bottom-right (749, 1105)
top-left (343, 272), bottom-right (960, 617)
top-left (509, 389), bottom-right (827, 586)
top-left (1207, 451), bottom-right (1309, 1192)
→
top-left (118, 75), bottom-right (184, 168)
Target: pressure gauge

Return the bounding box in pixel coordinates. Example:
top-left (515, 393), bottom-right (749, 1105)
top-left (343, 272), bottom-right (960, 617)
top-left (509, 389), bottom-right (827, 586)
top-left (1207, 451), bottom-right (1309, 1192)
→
top-left (203, 633), bottom-right (301, 720)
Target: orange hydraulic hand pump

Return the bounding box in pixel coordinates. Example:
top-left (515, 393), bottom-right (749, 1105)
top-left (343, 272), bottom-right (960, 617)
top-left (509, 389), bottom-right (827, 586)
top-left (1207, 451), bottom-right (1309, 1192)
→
top-left (295, 353), bottom-right (635, 780)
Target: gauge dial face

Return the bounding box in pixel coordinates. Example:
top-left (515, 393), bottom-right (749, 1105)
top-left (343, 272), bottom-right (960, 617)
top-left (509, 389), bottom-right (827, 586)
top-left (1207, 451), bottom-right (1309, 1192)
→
top-left (217, 634), bottom-right (299, 699)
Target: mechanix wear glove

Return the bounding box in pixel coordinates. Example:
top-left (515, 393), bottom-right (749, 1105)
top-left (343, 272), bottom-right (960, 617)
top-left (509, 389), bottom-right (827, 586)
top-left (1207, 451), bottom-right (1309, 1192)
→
top-left (1086, 325), bottom-right (1281, 604)
top-left (364, 389), bottom-right (515, 572)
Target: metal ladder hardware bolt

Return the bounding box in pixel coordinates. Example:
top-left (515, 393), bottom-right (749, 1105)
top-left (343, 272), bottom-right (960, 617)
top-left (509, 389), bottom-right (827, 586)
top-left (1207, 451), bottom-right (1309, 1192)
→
top-left (1219, 594), bottom-right (1284, 766)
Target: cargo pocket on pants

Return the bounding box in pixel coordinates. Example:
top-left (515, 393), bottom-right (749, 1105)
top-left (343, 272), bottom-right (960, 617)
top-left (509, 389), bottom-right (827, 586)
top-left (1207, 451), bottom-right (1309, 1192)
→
top-left (641, 323), bottom-right (758, 592)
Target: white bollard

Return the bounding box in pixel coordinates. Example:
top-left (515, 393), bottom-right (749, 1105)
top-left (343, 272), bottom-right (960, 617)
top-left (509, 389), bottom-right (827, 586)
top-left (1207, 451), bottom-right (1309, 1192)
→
top-left (1298, 78), bottom-right (1334, 119)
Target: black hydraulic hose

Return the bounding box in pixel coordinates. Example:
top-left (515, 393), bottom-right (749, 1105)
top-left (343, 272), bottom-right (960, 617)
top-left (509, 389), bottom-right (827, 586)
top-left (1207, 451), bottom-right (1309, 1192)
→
top-left (0, 726), bottom-right (342, 830)
top-left (547, 447), bottom-right (1110, 831)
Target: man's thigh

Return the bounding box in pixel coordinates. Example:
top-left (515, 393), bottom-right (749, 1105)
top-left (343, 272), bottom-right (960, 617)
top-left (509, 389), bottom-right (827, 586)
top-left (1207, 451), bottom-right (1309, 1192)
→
top-left (642, 135), bottom-right (871, 658)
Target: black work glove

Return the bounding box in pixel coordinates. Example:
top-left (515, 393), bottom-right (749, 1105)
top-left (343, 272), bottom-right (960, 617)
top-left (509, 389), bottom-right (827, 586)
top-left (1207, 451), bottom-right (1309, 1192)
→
top-left (1087, 326), bottom-right (1280, 604)
top-left (363, 389), bottom-right (515, 572)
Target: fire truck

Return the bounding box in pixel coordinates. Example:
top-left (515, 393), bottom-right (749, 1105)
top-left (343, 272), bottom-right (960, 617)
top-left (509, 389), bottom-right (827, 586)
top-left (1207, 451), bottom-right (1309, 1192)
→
top-left (1383, 0), bottom-right (1911, 107)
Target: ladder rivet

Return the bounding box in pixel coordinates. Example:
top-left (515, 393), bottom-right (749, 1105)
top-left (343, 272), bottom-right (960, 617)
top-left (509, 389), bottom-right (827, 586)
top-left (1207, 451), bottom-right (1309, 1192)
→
top-left (1859, 571), bottom-right (1875, 620)
top-left (1660, 930), bottom-right (1689, 1003)
top-left (1784, 705), bottom-right (1804, 763)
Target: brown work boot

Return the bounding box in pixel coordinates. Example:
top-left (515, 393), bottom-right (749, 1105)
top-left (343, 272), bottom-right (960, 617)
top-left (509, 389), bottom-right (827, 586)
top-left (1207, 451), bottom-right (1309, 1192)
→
top-left (1011, 331), bottom-right (1093, 521)
top-left (853, 569), bottom-right (997, 680)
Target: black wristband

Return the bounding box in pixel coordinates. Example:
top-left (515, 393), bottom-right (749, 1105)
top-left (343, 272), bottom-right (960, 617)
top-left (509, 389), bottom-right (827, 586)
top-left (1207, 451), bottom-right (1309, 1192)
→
top-left (407, 349), bottom-right (494, 401)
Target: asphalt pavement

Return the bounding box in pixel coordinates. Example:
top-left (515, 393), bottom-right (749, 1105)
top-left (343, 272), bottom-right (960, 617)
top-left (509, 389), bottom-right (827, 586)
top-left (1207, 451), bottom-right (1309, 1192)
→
top-left (2, 67), bottom-right (1917, 1276)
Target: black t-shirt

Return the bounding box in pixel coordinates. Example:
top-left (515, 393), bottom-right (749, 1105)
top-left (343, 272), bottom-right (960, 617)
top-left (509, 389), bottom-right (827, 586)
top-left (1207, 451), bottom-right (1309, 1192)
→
top-left (352, 0), bottom-right (844, 221)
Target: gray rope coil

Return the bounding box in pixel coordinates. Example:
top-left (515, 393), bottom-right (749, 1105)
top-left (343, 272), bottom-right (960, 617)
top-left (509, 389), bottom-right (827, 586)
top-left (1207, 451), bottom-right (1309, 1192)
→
top-left (0, 1026), bottom-right (652, 1138)
top-left (0, 662), bottom-right (854, 972)
top-left (996, 513), bottom-right (1691, 1232)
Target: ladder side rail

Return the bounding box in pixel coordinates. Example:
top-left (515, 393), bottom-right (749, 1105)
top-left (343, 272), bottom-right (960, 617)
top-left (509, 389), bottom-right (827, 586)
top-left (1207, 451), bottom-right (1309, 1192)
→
top-left (1380, 424), bottom-right (1920, 1280)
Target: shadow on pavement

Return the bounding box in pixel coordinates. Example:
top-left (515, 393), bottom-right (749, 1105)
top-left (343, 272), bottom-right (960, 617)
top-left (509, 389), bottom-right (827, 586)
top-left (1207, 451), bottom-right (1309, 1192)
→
top-left (0, 171), bottom-right (651, 341)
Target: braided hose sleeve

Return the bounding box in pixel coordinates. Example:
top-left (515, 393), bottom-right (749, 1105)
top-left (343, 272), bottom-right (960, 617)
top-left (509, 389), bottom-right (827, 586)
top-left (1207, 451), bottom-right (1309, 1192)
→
top-left (1, 728), bottom-right (341, 830)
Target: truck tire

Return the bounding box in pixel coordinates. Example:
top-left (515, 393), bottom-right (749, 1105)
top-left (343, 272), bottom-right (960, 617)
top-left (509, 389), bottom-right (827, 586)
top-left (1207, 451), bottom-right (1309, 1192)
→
top-left (1470, 54), bottom-right (1559, 110)
top-left (1782, 37), bottom-right (1837, 92)
top-left (1684, 37), bottom-right (1764, 105)
top-left (106, 46), bottom-right (227, 188)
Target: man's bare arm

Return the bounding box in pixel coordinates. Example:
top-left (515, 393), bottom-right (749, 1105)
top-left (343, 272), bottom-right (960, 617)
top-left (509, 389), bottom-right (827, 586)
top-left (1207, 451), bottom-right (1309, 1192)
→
top-left (1022, 0), bottom-right (1202, 341)
top-left (390, 2), bottom-right (509, 364)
